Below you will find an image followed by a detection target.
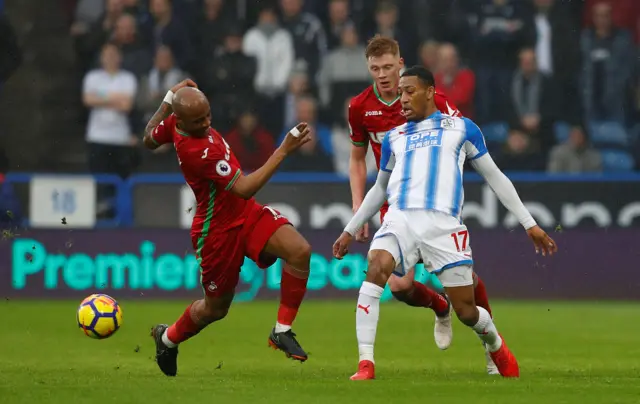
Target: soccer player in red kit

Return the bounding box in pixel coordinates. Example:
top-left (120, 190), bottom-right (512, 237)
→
top-left (348, 36), bottom-right (498, 374)
top-left (143, 80), bottom-right (314, 376)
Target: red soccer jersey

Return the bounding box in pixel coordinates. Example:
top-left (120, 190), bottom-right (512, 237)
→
top-left (151, 114), bottom-right (250, 235)
top-left (348, 84), bottom-right (461, 168)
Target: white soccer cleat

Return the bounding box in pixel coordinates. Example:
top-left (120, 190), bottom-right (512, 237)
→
top-left (434, 304), bottom-right (453, 350)
top-left (484, 343), bottom-right (500, 375)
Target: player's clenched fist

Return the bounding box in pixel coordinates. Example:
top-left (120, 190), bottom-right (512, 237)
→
top-left (278, 122), bottom-right (311, 155)
top-left (170, 79), bottom-right (198, 93)
top-left (333, 231), bottom-right (353, 260)
top-left (526, 225), bottom-right (558, 257)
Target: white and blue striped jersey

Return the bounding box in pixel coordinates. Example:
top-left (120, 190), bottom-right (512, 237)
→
top-left (379, 111), bottom-right (488, 219)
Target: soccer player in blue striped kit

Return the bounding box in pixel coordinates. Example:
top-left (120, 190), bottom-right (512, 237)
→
top-left (334, 66), bottom-right (558, 380)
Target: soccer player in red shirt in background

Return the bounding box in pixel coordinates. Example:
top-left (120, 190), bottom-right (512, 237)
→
top-left (348, 36), bottom-right (498, 374)
top-left (143, 79), bottom-right (313, 376)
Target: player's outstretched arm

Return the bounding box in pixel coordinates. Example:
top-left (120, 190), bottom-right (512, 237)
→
top-left (230, 123), bottom-right (311, 199)
top-left (347, 99), bottom-right (371, 242)
top-left (349, 144), bottom-right (369, 241)
top-left (142, 79), bottom-right (197, 150)
top-left (471, 154), bottom-right (558, 256)
top-left (345, 170), bottom-right (389, 235)
top-left (334, 169), bottom-right (389, 259)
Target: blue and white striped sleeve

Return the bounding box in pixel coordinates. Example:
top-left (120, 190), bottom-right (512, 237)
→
top-left (463, 118), bottom-right (489, 160)
top-left (379, 131), bottom-right (395, 172)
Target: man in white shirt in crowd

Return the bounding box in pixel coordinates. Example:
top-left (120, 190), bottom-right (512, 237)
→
top-left (82, 42), bottom-right (138, 214)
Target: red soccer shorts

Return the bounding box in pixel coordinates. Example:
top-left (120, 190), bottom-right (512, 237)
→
top-left (192, 201), bottom-right (291, 298)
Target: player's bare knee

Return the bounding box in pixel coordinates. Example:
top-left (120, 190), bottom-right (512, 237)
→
top-left (287, 239), bottom-right (311, 275)
top-left (366, 251), bottom-right (395, 287)
top-left (387, 274), bottom-right (412, 293)
top-left (201, 295), bottom-right (233, 323)
top-left (201, 304), bottom-right (229, 323)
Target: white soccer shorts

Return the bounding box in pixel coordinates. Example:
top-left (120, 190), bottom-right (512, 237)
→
top-left (369, 208), bottom-right (474, 287)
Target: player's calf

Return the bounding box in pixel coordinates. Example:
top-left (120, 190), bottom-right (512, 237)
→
top-left (356, 250), bottom-right (395, 355)
top-left (389, 270), bottom-right (449, 316)
top-left (262, 225), bottom-right (311, 361)
top-left (152, 295), bottom-right (233, 376)
top-left (442, 266), bottom-right (519, 377)
top-left (473, 272), bottom-right (493, 318)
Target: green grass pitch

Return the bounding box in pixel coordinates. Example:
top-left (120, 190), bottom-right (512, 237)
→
top-left (0, 300), bottom-right (639, 403)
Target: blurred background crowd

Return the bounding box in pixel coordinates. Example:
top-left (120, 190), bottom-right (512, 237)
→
top-left (0, 0), bottom-right (639, 177)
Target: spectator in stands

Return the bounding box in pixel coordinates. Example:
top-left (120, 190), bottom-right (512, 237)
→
top-left (82, 43), bottom-right (138, 173)
top-left (471, 0), bottom-right (536, 123)
top-left (195, 0), bottom-right (235, 63)
top-left (283, 66), bottom-right (311, 132)
top-left (331, 97), bottom-right (377, 177)
top-left (203, 24), bottom-right (257, 131)
top-left (224, 110), bottom-right (275, 172)
top-left (280, 0), bottom-right (328, 85)
top-left (324, 0), bottom-right (353, 51)
top-left (407, 0), bottom-right (472, 59)
top-left (74, 0), bottom-right (125, 73)
top-left (122, 0), bottom-right (154, 37)
top-left (82, 43), bottom-right (138, 212)
top-left (434, 43), bottom-right (476, 119)
top-left (547, 126), bottom-right (602, 173)
top-left (71, 0), bottom-right (107, 35)
top-left (532, 0), bottom-right (581, 123)
top-left (0, 148), bottom-right (23, 228)
top-left (419, 40), bottom-right (439, 70)
top-left (0, 14), bottom-right (21, 92)
top-left (580, 1), bottom-right (634, 124)
top-left (279, 96), bottom-right (332, 157)
top-left (582, 0), bottom-right (640, 44)
top-left (280, 125), bottom-right (334, 172)
top-left (494, 129), bottom-right (545, 171)
top-left (243, 5), bottom-right (294, 135)
top-left (149, 0), bottom-right (192, 70)
top-left (506, 48), bottom-right (559, 152)
top-left (368, 1), bottom-right (414, 66)
top-left (137, 45), bottom-right (186, 123)
top-left (111, 13), bottom-right (153, 77)
top-left (317, 23), bottom-right (369, 120)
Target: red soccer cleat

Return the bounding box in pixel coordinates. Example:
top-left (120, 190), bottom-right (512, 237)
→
top-left (350, 360), bottom-right (375, 380)
top-left (489, 334), bottom-right (519, 378)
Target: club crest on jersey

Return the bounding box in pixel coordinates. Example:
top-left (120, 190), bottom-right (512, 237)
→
top-left (441, 118), bottom-right (455, 129)
top-left (405, 130), bottom-right (442, 151)
top-left (216, 160), bottom-right (231, 176)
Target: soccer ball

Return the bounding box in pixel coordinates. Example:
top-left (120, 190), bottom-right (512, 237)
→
top-left (77, 294), bottom-right (123, 339)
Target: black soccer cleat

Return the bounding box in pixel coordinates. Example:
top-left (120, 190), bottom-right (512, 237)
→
top-left (268, 328), bottom-right (308, 362)
top-left (151, 324), bottom-right (179, 376)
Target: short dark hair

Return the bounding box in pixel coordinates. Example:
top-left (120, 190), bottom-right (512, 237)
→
top-left (401, 65), bottom-right (436, 88)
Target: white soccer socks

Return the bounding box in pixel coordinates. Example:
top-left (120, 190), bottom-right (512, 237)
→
top-left (472, 306), bottom-right (502, 353)
top-left (356, 281), bottom-right (384, 363)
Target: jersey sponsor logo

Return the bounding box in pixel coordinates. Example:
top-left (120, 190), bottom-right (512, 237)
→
top-left (365, 110), bottom-right (383, 116)
top-left (216, 160), bottom-right (232, 176)
top-left (406, 130), bottom-right (442, 151)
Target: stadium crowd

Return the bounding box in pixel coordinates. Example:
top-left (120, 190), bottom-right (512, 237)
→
top-left (68, 0), bottom-right (640, 175)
